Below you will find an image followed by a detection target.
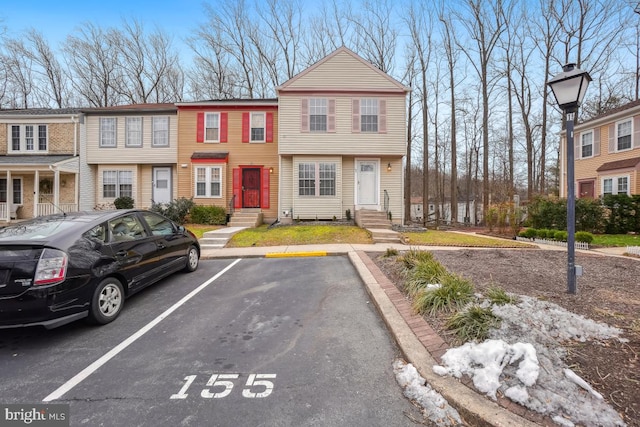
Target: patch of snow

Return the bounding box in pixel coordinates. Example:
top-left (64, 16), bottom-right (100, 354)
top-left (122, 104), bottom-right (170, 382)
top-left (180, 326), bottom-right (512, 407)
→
top-left (432, 295), bottom-right (627, 427)
top-left (393, 359), bottom-right (462, 426)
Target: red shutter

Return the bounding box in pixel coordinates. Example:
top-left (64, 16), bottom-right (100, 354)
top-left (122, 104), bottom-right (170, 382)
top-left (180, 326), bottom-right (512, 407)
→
top-left (378, 99), bottom-right (387, 133)
top-left (242, 113), bottom-right (250, 143)
top-left (196, 112), bottom-right (204, 143)
top-left (220, 113), bottom-right (228, 143)
top-left (352, 99), bottom-right (360, 133)
top-left (266, 112), bottom-right (274, 142)
top-left (328, 99), bottom-right (336, 133)
top-left (261, 168), bottom-right (270, 209)
top-left (301, 99), bottom-right (309, 132)
top-left (233, 168), bottom-right (242, 209)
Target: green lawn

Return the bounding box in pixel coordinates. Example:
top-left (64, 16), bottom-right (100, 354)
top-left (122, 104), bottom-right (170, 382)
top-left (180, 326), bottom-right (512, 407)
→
top-left (591, 234), bottom-right (640, 247)
top-left (227, 225), bottom-right (373, 247)
top-left (402, 230), bottom-right (533, 248)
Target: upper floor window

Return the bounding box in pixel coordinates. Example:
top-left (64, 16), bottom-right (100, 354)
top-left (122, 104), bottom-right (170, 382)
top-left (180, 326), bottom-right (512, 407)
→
top-left (152, 116), bottom-right (169, 147)
top-left (126, 117), bottom-right (142, 147)
top-left (360, 99), bottom-right (378, 132)
top-left (581, 131), bottom-right (593, 158)
top-left (195, 166), bottom-right (222, 197)
top-left (310, 98), bottom-right (327, 132)
top-left (103, 170), bottom-right (132, 198)
top-left (0, 178), bottom-right (22, 204)
top-left (9, 124), bottom-right (47, 153)
top-left (617, 119), bottom-right (632, 151)
top-left (251, 113), bottom-right (265, 142)
top-left (205, 113), bottom-right (220, 143)
top-left (100, 118), bottom-right (117, 147)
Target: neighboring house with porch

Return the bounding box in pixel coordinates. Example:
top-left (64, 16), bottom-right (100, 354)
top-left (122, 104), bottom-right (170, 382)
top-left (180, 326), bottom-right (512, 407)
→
top-left (276, 47), bottom-right (408, 223)
top-left (175, 100), bottom-right (279, 224)
top-left (560, 100), bottom-right (640, 199)
top-left (0, 108), bottom-right (81, 222)
top-left (81, 104), bottom-right (178, 210)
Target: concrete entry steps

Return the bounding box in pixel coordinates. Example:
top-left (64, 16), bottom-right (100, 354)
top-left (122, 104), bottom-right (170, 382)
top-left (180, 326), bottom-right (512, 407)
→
top-left (355, 209), bottom-right (402, 244)
top-left (228, 209), bottom-right (263, 228)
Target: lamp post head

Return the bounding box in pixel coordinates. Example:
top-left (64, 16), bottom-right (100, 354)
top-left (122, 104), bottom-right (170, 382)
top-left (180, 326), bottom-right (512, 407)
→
top-left (547, 63), bottom-right (592, 113)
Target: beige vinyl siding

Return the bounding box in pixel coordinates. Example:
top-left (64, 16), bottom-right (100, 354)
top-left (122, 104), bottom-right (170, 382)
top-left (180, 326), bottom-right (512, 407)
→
top-left (85, 114), bottom-right (178, 164)
top-left (380, 158), bottom-right (403, 223)
top-left (341, 157), bottom-right (355, 217)
top-left (292, 155), bottom-right (342, 219)
top-left (284, 50), bottom-right (403, 91)
top-left (278, 96), bottom-right (405, 155)
top-left (280, 156), bottom-right (294, 216)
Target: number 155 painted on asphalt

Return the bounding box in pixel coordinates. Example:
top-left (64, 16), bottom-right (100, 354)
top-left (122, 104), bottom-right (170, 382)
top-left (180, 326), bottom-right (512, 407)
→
top-left (171, 374), bottom-right (276, 399)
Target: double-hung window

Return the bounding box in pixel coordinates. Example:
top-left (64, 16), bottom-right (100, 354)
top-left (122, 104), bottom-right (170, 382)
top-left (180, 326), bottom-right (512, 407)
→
top-left (100, 118), bottom-right (117, 147)
top-left (298, 162), bottom-right (336, 196)
top-left (617, 119), bottom-right (632, 151)
top-left (360, 99), bottom-right (378, 132)
top-left (309, 99), bottom-right (327, 132)
top-left (250, 113), bottom-right (265, 142)
top-left (152, 117), bottom-right (169, 147)
top-left (205, 113), bottom-right (220, 142)
top-left (0, 178), bottom-right (22, 204)
top-left (126, 117), bottom-right (142, 147)
top-left (103, 170), bottom-right (132, 198)
top-left (581, 131), bottom-right (593, 158)
top-left (602, 175), bottom-right (629, 196)
top-left (9, 124), bottom-right (48, 153)
top-left (195, 166), bottom-right (222, 198)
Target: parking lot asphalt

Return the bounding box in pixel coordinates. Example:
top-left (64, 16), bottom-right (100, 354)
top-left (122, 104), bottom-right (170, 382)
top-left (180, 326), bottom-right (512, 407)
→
top-left (200, 243), bottom-right (544, 427)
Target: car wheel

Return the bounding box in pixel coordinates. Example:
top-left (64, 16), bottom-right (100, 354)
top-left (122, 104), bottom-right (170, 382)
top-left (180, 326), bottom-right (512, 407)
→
top-left (89, 278), bottom-right (125, 325)
top-left (184, 245), bottom-right (199, 272)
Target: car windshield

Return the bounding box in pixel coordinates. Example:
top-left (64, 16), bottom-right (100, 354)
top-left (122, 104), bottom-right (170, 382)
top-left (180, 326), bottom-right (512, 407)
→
top-left (0, 218), bottom-right (78, 241)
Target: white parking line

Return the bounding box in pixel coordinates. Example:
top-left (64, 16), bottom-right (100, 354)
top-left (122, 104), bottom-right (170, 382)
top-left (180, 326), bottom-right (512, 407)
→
top-left (43, 258), bottom-right (242, 402)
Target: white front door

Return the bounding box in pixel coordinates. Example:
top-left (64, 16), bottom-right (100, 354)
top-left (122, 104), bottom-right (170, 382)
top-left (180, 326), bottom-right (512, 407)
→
top-left (153, 167), bottom-right (172, 204)
top-left (357, 160), bottom-right (378, 206)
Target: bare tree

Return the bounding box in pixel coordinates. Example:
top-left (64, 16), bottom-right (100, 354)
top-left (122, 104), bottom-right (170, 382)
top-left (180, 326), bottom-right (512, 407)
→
top-left (2, 36), bottom-right (34, 108)
top-left (457, 0), bottom-right (506, 222)
top-left (302, 0), bottom-right (351, 66)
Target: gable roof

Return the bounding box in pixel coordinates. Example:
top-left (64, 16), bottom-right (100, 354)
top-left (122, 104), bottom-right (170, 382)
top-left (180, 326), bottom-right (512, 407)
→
top-left (277, 46), bottom-right (409, 94)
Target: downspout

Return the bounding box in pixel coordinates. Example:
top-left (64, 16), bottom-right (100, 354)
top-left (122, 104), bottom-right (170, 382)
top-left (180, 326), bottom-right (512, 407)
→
top-left (71, 114), bottom-right (79, 209)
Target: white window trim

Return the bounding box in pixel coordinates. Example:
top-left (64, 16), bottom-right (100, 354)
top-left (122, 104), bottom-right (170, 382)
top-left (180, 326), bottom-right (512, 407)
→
top-left (152, 116), bottom-right (170, 147)
top-left (102, 170), bottom-right (133, 199)
top-left (194, 166), bottom-right (223, 198)
top-left (204, 112), bottom-right (220, 143)
top-left (125, 117), bottom-right (143, 147)
top-left (100, 117), bottom-right (117, 148)
top-left (601, 174), bottom-right (631, 196)
top-left (250, 112), bottom-right (266, 143)
top-left (297, 161), bottom-right (337, 197)
top-left (8, 124), bottom-right (48, 154)
top-left (615, 118), bottom-right (633, 152)
top-left (0, 177), bottom-right (23, 204)
top-left (309, 98), bottom-right (328, 133)
top-left (581, 130), bottom-right (594, 159)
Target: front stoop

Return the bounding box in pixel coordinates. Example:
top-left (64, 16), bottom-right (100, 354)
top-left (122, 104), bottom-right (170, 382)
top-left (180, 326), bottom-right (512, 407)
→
top-left (199, 227), bottom-right (247, 249)
top-left (228, 210), bottom-right (263, 228)
top-left (355, 210), bottom-right (402, 244)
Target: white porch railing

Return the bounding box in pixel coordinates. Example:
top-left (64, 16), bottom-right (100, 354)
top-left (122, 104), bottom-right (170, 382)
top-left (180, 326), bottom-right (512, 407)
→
top-left (37, 203), bottom-right (78, 216)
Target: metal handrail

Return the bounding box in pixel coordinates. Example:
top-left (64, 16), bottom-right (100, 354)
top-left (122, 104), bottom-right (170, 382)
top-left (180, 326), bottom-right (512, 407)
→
top-left (229, 194), bottom-right (236, 217)
top-left (383, 189), bottom-right (390, 214)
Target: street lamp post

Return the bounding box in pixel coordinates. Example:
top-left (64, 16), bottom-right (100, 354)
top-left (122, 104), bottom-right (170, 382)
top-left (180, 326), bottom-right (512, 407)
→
top-left (547, 63), bottom-right (592, 294)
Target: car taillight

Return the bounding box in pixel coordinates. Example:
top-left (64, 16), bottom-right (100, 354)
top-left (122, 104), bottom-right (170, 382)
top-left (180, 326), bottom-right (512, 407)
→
top-left (34, 248), bottom-right (68, 286)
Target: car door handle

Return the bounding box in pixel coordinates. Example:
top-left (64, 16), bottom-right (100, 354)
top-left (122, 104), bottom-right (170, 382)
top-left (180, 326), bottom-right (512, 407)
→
top-left (116, 250), bottom-right (128, 257)
top-left (157, 243), bottom-right (166, 249)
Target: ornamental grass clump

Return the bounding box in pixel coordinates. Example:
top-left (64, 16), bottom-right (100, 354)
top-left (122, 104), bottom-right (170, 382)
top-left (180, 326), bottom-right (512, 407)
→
top-left (486, 286), bottom-right (517, 305)
top-left (403, 257), bottom-right (448, 298)
top-left (446, 305), bottom-right (500, 342)
top-left (399, 248), bottom-right (436, 272)
top-left (412, 273), bottom-right (474, 315)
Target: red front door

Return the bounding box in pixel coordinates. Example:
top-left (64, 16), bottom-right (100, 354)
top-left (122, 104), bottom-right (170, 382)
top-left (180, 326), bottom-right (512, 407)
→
top-left (243, 168), bottom-right (261, 208)
top-left (579, 181), bottom-right (594, 199)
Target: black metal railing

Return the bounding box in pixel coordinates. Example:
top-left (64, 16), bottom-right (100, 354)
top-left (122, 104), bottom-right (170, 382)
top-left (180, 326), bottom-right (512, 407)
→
top-left (228, 195), bottom-right (236, 217)
top-left (383, 189), bottom-right (390, 215)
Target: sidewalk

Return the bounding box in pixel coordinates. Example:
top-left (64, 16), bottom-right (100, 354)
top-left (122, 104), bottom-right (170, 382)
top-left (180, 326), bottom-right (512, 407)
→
top-left (200, 241), bottom-right (548, 426)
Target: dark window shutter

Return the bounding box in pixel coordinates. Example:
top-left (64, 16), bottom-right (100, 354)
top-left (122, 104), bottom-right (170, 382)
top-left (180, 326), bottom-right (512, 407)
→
top-left (220, 113), bottom-right (228, 143)
top-left (196, 112), bottom-right (204, 143)
top-left (242, 113), bottom-right (250, 143)
top-left (266, 112), bottom-right (274, 142)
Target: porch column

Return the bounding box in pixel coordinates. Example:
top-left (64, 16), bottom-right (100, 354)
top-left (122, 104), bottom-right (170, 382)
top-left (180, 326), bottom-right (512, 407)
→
top-left (53, 169), bottom-right (61, 212)
top-left (6, 170), bottom-right (11, 221)
top-left (34, 170), bottom-right (39, 218)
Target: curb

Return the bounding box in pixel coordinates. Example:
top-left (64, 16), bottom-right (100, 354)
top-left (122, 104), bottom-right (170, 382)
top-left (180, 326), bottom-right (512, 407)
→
top-left (265, 251), bottom-right (328, 258)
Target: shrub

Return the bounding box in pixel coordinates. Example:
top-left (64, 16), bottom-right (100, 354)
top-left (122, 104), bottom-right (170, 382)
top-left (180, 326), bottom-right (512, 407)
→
top-left (486, 286), bottom-right (517, 305)
top-left (486, 206), bottom-right (498, 231)
top-left (345, 209), bottom-right (352, 221)
top-left (554, 230), bottom-right (568, 241)
top-left (114, 196), bottom-right (134, 209)
top-left (412, 273), bottom-right (474, 315)
top-left (400, 248), bottom-right (435, 271)
top-left (575, 231), bottom-right (594, 244)
top-left (522, 228), bottom-right (537, 239)
top-left (446, 305), bottom-right (500, 342)
top-left (190, 205), bottom-right (227, 225)
top-left (537, 229), bottom-right (551, 239)
top-left (384, 248), bottom-right (399, 257)
top-left (150, 197), bottom-right (195, 224)
top-left (404, 259), bottom-right (448, 297)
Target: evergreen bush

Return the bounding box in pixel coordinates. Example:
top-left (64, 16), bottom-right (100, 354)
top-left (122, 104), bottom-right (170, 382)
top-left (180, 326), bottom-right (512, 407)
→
top-left (190, 205), bottom-right (227, 225)
top-left (114, 196), bottom-right (134, 209)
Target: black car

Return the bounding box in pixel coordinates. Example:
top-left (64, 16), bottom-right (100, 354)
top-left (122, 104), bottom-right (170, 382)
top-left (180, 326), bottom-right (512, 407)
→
top-left (0, 209), bottom-right (200, 329)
